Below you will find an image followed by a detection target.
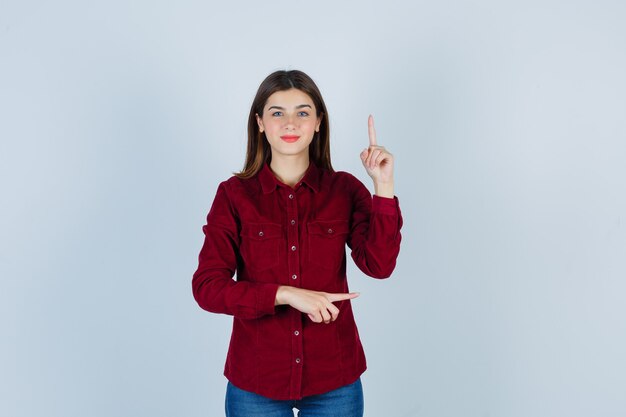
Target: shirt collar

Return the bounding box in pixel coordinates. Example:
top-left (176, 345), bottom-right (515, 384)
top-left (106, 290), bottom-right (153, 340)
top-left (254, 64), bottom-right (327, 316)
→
top-left (259, 161), bottom-right (321, 194)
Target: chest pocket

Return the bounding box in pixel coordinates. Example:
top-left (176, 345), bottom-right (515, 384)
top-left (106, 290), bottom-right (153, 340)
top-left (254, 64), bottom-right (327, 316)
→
top-left (307, 219), bottom-right (350, 272)
top-left (240, 222), bottom-right (283, 272)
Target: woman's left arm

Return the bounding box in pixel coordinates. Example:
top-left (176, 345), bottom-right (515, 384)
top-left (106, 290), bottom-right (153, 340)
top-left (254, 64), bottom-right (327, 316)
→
top-left (348, 115), bottom-right (403, 278)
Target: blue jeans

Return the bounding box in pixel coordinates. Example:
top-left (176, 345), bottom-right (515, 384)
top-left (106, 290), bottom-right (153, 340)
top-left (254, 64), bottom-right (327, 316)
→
top-left (225, 378), bottom-right (364, 417)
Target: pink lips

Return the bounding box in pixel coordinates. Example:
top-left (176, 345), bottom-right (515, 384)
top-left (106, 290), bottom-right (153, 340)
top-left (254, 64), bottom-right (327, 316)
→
top-left (280, 135), bottom-right (300, 143)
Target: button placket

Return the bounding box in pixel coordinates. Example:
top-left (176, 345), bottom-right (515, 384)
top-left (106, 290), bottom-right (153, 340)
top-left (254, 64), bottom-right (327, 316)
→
top-left (286, 188), bottom-right (304, 397)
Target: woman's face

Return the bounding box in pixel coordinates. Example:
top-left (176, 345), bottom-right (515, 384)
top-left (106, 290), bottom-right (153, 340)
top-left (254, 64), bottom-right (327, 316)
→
top-left (256, 88), bottom-right (321, 161)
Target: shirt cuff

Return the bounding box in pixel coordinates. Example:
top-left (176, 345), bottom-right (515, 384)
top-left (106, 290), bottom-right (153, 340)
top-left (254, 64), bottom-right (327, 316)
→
top-left (372, 195), bottom-right (400, 216)
top-left (257, 283), bottom-right (280, 317)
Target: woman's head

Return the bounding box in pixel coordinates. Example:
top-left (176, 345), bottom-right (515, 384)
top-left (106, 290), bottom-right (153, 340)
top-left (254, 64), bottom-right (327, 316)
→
top-left (236, 70), bottom-right (332, 178)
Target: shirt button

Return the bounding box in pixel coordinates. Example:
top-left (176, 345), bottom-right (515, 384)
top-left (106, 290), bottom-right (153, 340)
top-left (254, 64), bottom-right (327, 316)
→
top-left (290, 219), bottom-right (296, 225)
top-left (327, 228), bottom-right (333, 234)
top-left (291, 274), bottom-right (297, 280)
top-left (258, 231), bottom-right (264, 237)
top-left (288, 194), bottom-right (294, 199)
top-left (291, 245), bottom-right (297, 251)
top-left (295, 358), bottom-right (301, 364)
top-left (294, 330), bottom-right (299, 336)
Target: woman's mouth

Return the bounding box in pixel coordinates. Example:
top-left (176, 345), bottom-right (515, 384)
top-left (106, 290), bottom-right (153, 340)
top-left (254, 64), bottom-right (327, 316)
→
top-left (280, 135), bottom-right (300, 143)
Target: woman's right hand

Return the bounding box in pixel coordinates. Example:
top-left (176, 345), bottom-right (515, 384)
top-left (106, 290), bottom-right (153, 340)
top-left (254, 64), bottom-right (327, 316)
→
top-left (275, 286), bottom-right (360, 324)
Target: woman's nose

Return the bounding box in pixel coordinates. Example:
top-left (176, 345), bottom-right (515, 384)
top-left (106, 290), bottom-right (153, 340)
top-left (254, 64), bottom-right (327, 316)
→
top-left (284, 113), bottom-right (297, 129)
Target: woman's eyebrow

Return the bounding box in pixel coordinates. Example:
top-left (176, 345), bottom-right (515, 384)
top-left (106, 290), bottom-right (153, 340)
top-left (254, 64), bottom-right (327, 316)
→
top-left (267, 104), bottom-right (313, 111)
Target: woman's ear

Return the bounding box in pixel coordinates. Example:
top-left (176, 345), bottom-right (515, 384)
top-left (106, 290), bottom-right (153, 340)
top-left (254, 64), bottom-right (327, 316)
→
top-left (256, 113), bottom-right (264, 133)
top-left (315, 113), bottom-right (323, 132)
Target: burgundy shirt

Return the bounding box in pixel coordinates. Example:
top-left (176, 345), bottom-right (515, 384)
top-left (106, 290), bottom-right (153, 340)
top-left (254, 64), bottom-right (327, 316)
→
top-left (192, 161), bottom-right (403, 400)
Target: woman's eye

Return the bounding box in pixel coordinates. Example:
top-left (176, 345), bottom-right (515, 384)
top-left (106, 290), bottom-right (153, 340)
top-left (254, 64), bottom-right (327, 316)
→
top-left (298, 111), bottom-right (309, 117)
top-left (272, 111), bottom-right (283, 117)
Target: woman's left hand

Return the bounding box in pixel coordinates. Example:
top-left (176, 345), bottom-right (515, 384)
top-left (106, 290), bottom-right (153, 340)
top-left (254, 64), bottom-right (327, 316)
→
top-left (360, 115), bottom-right (395, 197)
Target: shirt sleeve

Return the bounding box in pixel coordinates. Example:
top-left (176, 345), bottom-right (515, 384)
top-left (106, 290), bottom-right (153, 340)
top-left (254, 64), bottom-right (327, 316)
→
top-left (192, 182), bottom-right (279, 319)
top-left (347, 177), bottom-right (403, 278)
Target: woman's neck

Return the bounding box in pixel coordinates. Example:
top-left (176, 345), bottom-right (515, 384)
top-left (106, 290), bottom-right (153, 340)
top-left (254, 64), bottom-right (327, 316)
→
top-left (269, 155), bottom-right (310, 188)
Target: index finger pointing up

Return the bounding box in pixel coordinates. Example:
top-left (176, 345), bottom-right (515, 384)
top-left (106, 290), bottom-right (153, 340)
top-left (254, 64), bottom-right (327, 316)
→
top-left (368, 114), bottom-right (377, 147)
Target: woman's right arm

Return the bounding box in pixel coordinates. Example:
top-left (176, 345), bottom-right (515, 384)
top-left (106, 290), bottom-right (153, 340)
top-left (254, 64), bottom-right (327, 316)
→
top-left (192, 182), bottom-right (280, 320)
top-left (275, 286), bottom-right (359, 324)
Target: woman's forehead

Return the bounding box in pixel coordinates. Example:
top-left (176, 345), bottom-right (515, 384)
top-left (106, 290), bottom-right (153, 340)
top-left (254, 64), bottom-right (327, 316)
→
top-left (265, 89), bottom-right (315, 108)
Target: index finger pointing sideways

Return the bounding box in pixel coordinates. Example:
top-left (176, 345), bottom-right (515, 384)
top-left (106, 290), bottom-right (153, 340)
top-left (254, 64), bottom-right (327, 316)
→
top-left (327, 292), bottom-right (360, 303)
top-left (368, 114), bottom-right (377, 147)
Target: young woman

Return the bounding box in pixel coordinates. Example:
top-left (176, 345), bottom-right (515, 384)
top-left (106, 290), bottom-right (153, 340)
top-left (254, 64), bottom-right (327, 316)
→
top-left (192, 70), bottom-right (403, 417)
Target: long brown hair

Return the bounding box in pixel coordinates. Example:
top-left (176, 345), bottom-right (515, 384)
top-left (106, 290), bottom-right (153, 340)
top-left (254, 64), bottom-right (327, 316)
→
top-left (235, 70), bottom-right (333, 179)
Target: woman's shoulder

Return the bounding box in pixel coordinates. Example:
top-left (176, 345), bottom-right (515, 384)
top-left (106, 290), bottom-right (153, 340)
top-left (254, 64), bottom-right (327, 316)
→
top-left (329, 169), bottom-right (360, 181)
top-left (323, 169), bottom-right (368, 193)
top-left (216, 172), bottom-right (262, 197)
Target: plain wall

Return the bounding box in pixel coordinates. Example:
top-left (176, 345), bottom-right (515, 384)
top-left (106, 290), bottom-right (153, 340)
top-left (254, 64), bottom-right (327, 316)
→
top-left (1, 1), bottom-right (625, 416)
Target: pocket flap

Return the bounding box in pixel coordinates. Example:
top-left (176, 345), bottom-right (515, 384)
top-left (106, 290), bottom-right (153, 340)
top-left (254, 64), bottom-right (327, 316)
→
top-left (242, 223), bottom-right (283, 241)
top-left (307, 220), bottom-right (350, 237)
